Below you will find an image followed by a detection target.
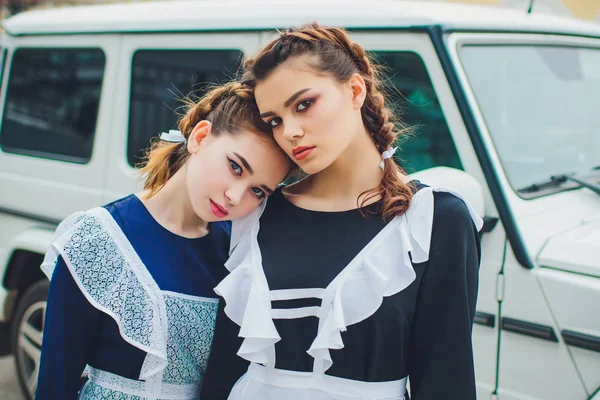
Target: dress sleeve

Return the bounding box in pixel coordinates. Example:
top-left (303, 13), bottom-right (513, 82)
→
top-left (36, 256), bottom-right (100, 400)
top-left (200, 300), bottom-right (249, 400)
top-left (408, 192), bottom-right (481, 400)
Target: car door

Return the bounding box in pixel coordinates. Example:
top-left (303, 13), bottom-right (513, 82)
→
top-left (449, 32), bottom-right (594, 400)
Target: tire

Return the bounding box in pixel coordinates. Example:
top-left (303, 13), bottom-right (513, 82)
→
top-left (11, 280), bottom-right (49, 400)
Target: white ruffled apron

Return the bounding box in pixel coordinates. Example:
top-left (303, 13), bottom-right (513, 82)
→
top-left (215, 187), bottom-right (483, 400)
top-left (41, 207), bottom-right (219, 400)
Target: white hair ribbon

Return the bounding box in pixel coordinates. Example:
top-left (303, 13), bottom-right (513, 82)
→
top-left (160, 130), bottom-right (186, 143)
top-left (379, 147), bottom-right (397, 170)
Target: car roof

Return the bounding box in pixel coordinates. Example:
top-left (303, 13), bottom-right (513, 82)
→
top-left (4, 0), bottom-right (600, 38)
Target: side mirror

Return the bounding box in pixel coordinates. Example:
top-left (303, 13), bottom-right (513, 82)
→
top-left (409, 167), bottom-right (486, 219)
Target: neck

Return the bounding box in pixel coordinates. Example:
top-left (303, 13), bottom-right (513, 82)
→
top-left (309, 127), bottom-right (384, 204)
top-left (139, 164), bottom-right (209, 238)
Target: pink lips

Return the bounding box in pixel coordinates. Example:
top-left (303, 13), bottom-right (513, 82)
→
top-left (210, 200), bottom-right (229, 218)
top-left (292, 146), bottom-right (315, 160)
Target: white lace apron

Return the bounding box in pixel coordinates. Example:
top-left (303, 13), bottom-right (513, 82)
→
top-left (41, 207), bottom-right (219, 400)
top-left (214, 187), bottom-right (483, 400)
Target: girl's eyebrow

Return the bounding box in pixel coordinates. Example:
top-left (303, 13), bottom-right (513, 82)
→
top-left (233, 152), bottom-right (253, 174)
top-left (283, 88), bottom-right (311, 108)
top-left (259, 88), bottom-right (312, 118)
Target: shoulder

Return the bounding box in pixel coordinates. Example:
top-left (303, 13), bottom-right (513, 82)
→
top-left (410, 180), bottom-right (476, 231)
top-left (102, 194), bottom-right (138, 225)
top-left (427, 190), bottom-right (481, 262)
top-left (431, 190), bottom-right (474, 229)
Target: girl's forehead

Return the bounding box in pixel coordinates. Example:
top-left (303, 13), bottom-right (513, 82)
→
top-left (254, 69), bottom-right (335, 109)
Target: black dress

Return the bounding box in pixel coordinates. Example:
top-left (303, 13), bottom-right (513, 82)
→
top-left (201, 181), bottom-right (482, 400)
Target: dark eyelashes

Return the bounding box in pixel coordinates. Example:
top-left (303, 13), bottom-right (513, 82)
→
top-left (228, 158), bottom-right (242, 175)
top-left (252, 187), bottom-right (266, 199)
top-left (267, 97), bottom-right (315, 128)
top-left (297, 99), bottom-right (313, 111)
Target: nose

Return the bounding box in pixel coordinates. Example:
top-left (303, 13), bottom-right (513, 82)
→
top-left (282, 118), bottom-right (304, 141)
top-left (224, 184), bottom-right (245, 207)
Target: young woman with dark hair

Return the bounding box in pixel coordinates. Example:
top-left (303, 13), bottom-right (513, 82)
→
top-left (202, 24), bottom-right (483, 400)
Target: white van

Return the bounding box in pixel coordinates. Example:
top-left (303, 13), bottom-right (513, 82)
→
top-left (0, 1), bottom-right (598, 399)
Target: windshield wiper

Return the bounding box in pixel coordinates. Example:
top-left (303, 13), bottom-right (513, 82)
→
top-left (518, 173), bottom-right (600, 196)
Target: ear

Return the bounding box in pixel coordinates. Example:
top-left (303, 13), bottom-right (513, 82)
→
top-left (348, 73), bottom-right (367, 110)
top-left (187, 120), bottom-right (212, 153)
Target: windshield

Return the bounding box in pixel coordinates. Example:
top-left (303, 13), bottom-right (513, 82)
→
top-left (458, 44), bottom-right (600, 192)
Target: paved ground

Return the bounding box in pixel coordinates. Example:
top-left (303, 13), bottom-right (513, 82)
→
top-left (0, 356), bottom-right (25, 400)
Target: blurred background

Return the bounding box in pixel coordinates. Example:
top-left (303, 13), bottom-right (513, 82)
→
top-left (0, 0), bottom-right (599, 22)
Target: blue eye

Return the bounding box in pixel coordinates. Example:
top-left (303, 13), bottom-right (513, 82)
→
top-left (229, 159), bottom-right (242, 175)
top-left (252, 187), bottom-right (266, 199)
top-left (297, 99), bottom-right (312, 111)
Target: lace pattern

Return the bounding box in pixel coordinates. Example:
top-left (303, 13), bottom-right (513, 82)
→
top-left (162, 293), bottom-right (219, 385)
top-left (43, 208), bottom-right (222, 398)
top-left (82, 295), bottom-right (218, 399)
top-left (80, 378), bottom-right (199, 400)
top-left (42, 207), bottom-right (168, 380)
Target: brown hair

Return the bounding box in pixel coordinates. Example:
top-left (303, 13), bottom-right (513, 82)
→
top-left (242, 23), bottom-right (413, 220)
top-left (139, 81), bottom-right (272, 198)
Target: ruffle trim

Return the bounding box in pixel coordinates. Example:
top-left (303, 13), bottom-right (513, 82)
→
top-left (215, 187), bottom-right (483, 372)
top-left (215, 220), bottom-right (281, 367)
top-left (41, 207), bottom-right (169, 380)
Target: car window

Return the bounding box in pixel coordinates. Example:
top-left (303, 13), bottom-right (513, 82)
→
top-left (0, 48), bottom-right (105, 163)
top-left (459, 44), bottom-right (600, 191)
top-left (373, 51), bottom-right (462, 173)
top-left (127, 49), bottom-right (243, 166)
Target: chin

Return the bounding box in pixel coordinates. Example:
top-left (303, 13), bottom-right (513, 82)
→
top-left (297, 158), bottom-right (330, 175)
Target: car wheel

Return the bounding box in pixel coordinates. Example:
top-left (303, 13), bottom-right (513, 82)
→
top-left (11, 280), bottom-right (49, 400)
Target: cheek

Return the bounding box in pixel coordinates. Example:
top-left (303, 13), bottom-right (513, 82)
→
top-left (186, 155), bottom-right (227, 197)
top-left (313, 97), bottom-right (348, 136)
top-left (273, 130), bottom-right (289, 153)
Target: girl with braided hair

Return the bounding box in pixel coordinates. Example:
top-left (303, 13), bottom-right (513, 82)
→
top-left (203, 24), bottom-right (483, 400)
top-left (36, 82), bottom-right (291, 400)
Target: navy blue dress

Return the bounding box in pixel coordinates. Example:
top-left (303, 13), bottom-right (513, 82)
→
top-left (36, 194), bottom-right (230, 400)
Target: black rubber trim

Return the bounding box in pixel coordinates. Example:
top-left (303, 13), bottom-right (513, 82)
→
top-left (474, 311), bottom-right (495, 328)
top-left (0, 206), bottom-right (60, 226)
top-left (502, 317), bottom-right (558, 342)
top-left (480, 216), bottom-right (498, 235)
top-left (427, 25), bottom-right (533, 269)
top-left (562, 330), bottom-right (600, 353)
top-left (0, 321), bottom-right (11, 356)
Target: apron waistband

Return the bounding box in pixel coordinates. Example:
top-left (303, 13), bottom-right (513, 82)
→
top-left (87, 367), bottom-right (200, 399)
top-left (246, 363), bottom-right (407, 399)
